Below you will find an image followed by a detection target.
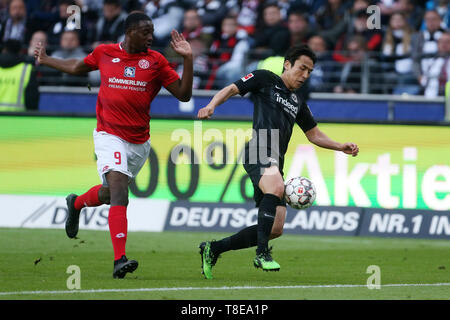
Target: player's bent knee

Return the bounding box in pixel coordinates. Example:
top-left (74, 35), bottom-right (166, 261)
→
top-left (271, 183), bottom-right (285, 199)
top-left (260, 167), bottom-right (285, 198)
top-left (106, 171), bottom-right (130, 206)
top-left (109, 186), bottom-right (129, 206)
top-left (98, 186), bottom-right (111, 204)
top-left (262, 182), bottom-right (285, 199)
top-left (113, 194), bottom-right (129, 206)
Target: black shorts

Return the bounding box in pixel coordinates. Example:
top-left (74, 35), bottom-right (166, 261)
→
top-left (243, 161), bottom-right (286, 208)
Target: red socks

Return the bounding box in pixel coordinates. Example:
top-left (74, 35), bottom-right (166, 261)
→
top-left (108, 205), bottom-right (128, 261)
top-left (73, 185), bottom-right (127, 261)
top-left (74, 185), bottom-right (103, 210)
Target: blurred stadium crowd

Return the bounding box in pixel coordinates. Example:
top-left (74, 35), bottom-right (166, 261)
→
top-left (1, 0), bottom-right (450, 101)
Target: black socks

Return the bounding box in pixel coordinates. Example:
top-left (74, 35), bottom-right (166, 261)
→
top-left (210, 193), bottom-right (280, 256)
top-left (256, 193), bottom-right (279, 255)
top-left (211, 225), bottom-right (258, 255)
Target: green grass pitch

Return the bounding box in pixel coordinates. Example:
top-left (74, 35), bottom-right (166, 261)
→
top-left (0, 228), bottom-right (449, 300)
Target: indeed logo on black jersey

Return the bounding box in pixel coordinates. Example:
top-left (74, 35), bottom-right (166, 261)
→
top-left (274, 92), bottom-right (298, 115)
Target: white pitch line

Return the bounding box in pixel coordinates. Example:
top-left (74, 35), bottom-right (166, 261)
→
top-left (1, 283), bottom-right (450, 296)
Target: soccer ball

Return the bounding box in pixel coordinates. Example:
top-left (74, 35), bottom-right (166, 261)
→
top-left (284, 176), bottom-right (316, 209)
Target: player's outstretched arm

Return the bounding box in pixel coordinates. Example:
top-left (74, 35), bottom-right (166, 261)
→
top-left (305, 126), bottom-right (359, 157)
top-left (197, 83), bottom-right (240, 119)
top-left (165, 30), bottom-right (193, 102)
top-left (34, 41), bottom-right (91, 75)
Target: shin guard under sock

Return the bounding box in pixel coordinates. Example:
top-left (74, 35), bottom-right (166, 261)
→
top-left (108, 205), bottom-right (128, 261)
top-left (256, 193), bottom-right (280, 255)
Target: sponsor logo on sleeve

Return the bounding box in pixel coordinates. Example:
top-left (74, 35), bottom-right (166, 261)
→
top-left (241, 73), bottom-right (254, 82)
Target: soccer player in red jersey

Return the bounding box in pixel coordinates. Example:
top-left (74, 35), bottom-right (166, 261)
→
top-left (34, 12), bottom-right (193, 278)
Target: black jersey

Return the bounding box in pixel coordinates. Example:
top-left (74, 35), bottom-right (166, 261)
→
top-left (234, 69), bottom-right (317, 170)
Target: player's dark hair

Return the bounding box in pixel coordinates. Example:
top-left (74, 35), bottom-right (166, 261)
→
top-left (284, 44), bottom-right (317, 67)
top-left (124, 11), bottom-right (152, 32)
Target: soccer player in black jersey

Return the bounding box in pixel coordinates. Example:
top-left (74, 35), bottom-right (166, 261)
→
top-left (197, 44), bottom-right (359, 279)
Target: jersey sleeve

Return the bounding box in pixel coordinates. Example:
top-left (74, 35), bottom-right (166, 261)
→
top-left (83, 45), bottom-right (104, 70)
top-left (233, 69), bottom-right (269, 96)
top-left (158, 54), bottom-right (180, 88)
top-left (296, 102), bottom-right (317, 132)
